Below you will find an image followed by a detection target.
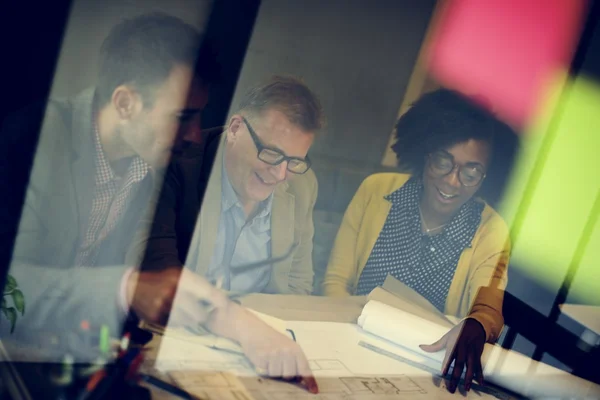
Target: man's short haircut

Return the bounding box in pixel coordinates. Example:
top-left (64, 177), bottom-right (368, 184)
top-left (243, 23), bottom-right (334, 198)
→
top-left (237, 75), bottom-right (324, 133)
top-left (96, 12), bottom-right (216, 107)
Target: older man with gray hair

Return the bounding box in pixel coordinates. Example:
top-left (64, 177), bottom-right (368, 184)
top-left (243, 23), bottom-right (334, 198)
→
top-left (131, 76), bottom-right (323, 296)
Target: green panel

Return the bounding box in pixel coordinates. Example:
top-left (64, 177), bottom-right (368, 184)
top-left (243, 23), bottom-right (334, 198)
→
top-left (500, 75), bottom-right (600, 301)
top-left (568, 221), bottom-right (600, 305)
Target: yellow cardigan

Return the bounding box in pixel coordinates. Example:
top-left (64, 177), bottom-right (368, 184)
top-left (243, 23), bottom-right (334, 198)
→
top-left (323, 173), bottom-right (510, 342)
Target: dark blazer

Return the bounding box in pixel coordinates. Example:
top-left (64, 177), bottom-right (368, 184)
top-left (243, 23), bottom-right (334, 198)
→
top-left (128, 128), bottom-right (318, 294)
top-left (1, 89), bottom-right (153, 357)
top-left (134, 128), bottom-right (223, 270)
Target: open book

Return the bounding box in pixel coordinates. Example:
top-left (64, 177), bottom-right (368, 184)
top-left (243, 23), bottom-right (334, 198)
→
top-left (359, 276), bottom-right (600, 399)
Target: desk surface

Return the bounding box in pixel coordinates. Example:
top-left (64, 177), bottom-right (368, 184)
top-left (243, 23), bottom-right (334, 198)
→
top-left (141, 294), bottom-right (522, 400)
top-left (240, 293), bottom-right (367, 322)
top-left (141, 294), bottom-right (369, 399)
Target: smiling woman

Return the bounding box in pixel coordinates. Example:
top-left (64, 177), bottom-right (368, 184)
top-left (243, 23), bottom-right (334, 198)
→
top-left (322, 88), bottom-right (517, 392)
top-left (323, 87), bottom-right (516, 328)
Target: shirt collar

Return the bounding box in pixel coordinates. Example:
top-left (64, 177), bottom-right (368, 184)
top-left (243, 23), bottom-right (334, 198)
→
top-left (92, 115), bottom-right (115, 186)
top-left (385, 177), bottom-right (421, 215)
top-left (92, 111), bottom-right (150, 186)
top-left (221, 153), bottom-right (274, 217)
top-left (386, 177), bottom-right (483, 247)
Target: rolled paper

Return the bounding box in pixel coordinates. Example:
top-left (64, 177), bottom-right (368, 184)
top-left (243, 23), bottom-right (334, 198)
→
top-left (358, 300), bottom-right (600, 398)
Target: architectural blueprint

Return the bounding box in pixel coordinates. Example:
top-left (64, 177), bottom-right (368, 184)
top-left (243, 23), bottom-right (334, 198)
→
top-left (152, 320), bottom-right (515, 399)
top-left (168, 369), bottom-right (511, 400)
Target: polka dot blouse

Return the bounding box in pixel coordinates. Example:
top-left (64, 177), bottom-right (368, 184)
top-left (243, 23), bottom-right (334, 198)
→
top-left (355, 178), bottom-right (484, 312)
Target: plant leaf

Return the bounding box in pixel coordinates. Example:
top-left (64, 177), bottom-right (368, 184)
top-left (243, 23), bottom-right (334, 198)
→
top-left (6, 275), bottom-right (17, 289)
top-left (12, 290), bottom-right (25, 315)
top-left (4, 276), bottom-right (17, 295)
top-left (4, 307), bottom-right (17, 333)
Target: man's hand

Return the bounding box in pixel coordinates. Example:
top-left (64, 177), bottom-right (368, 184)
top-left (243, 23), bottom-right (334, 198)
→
top-left (126, 268), bottom-right (318, 393)
top-left (126, 267), bottom-right (226, 326)
top-left (419, 318), bottom-right (486, 393)
top-left (207, 302), bottom-right (319, 394)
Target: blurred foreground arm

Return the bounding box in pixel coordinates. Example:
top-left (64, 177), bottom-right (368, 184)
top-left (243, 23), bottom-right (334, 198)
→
top-left (126, 267), bottom-right (318, 393)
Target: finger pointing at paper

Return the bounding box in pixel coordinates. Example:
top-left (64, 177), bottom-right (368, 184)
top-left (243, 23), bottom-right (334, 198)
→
top-left (128, 267), bottom-right (318, 394)
top-left (235, 308), bottom-right (319, 394)
top-left (207, 301), bottom-right (319, 394)
top-left (419, 318), bottom-right (486, 393)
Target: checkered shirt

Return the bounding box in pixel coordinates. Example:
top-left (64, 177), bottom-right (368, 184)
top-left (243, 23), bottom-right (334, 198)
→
top-left (75, 117), bottom-right (150, 266)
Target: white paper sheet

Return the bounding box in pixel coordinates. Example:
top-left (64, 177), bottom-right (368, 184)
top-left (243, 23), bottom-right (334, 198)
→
top-left (166, 320), bottom-right (511, 399)
top-left (560, 304), bottom-right (600, 335)
top-left (153, 310), bottom-right (288, 375)
top-left (377, 276), bottom-right (454, 324)
top-left (358, 300), bottom-right (600, 399)
top-left (287, 320), bottom-right (428, 377)
top-left (170, 370), bottom-right (504, 400)
top-left (152, 330), bottom-right (258, 374)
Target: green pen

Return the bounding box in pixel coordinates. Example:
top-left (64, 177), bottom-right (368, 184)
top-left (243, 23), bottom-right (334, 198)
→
top-left (51, 353), bottom-right (75, 386)
top-left (99, 324), bottom-right (110, 356)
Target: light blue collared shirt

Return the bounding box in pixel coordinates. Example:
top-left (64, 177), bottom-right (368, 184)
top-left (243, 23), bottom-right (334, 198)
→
top-left (204, 158), bottom-right (274, 293)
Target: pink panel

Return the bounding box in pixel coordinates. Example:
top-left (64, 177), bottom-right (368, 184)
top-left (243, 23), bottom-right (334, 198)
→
top-left (427, 0), bottom-right (587, 128)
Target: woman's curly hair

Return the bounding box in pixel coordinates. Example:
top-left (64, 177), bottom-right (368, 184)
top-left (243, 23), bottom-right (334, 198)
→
top-left (391, 88), bottom-right (519, 205)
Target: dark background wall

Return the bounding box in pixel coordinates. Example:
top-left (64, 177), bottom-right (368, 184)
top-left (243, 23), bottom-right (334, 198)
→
top-left (230, 0), bottom-right (436, 165)
top-left (48, 0), bottom-right (214, 99)
top-left (43, 0), bottom-right (437, 168)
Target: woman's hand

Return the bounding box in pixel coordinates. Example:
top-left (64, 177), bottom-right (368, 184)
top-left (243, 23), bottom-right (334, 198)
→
top-left (419, 318), bottom-right (486, 393)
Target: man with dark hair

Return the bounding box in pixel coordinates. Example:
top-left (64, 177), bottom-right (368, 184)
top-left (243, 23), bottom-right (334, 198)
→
top-left (96, 13), bottom-right (200, 106)
top-left (130, 75), bottom-right (323, 295)
top-left (1, 15), bottom-right (318, 389)
top-left (3, 11), bottom-right (210, 335)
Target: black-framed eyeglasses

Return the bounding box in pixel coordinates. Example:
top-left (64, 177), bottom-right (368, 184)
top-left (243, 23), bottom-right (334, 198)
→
top-left (427, 151), bottom-right (486, 187)
top-left (242, 117), bottom-right (311, 174)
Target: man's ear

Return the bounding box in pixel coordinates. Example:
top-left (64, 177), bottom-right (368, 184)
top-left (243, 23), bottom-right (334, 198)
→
top-left (112, 86), bottom-right (143, 120)
top-left (226, 115), bottom-right (243, 144)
